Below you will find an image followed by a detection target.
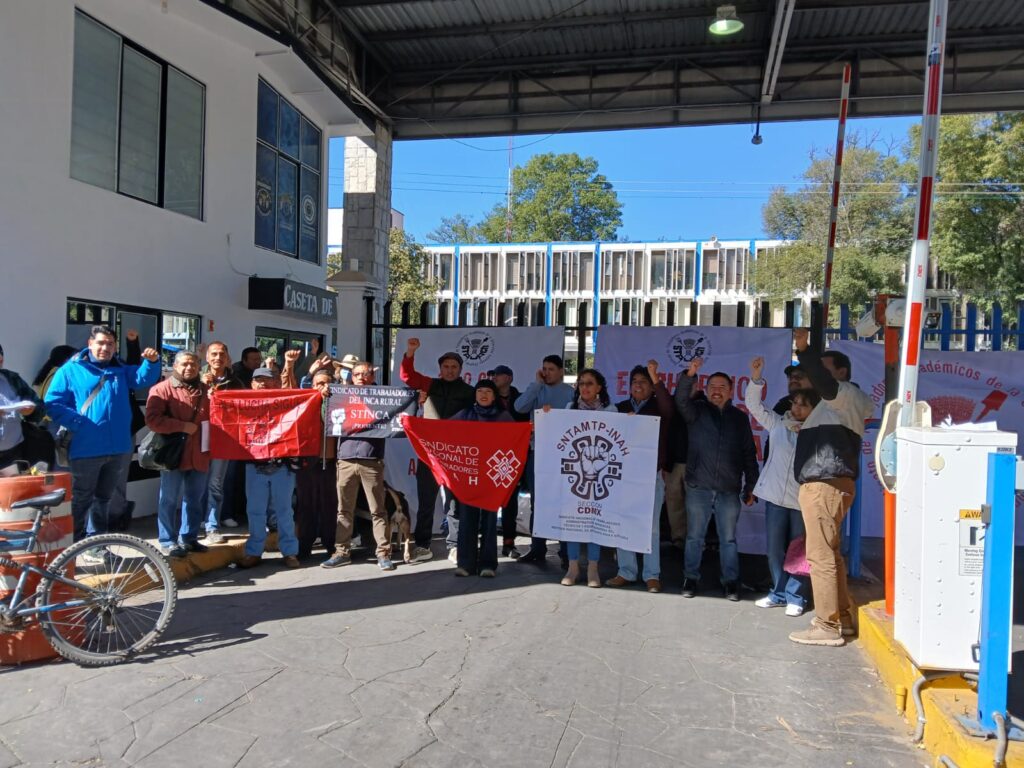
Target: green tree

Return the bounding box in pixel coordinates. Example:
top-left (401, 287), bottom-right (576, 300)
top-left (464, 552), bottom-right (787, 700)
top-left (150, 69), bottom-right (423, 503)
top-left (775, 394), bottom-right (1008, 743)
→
top-left (478, 152), bottom-right (622, 242)
top-left (927, 113), bottom-right (1024, 304)
top-left (754, 134), bottom-right (913, 315)
top-left (387, 228), bottom-right (435, 321)
top-left (425, 213), bottom-right (484, 245)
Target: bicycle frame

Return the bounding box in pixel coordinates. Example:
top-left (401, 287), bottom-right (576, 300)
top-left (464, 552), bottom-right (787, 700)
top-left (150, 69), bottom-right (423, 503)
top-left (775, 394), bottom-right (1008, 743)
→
top-left (0, 508), bottom-right (103, 621)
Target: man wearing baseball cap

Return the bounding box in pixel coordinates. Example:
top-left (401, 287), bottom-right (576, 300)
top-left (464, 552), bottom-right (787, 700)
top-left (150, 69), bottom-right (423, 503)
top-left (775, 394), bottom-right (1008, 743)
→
top-left (400, 337), bottom-right (475, 562)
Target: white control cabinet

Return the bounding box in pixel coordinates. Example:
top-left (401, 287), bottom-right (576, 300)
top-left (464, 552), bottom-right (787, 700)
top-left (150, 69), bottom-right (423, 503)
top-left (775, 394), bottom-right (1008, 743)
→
top-left (894, 425), bottom-right (1017, 671)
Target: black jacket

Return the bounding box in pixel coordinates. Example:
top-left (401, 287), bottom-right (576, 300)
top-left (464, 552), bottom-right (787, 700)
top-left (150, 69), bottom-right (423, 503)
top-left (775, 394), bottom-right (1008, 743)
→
top-left (496, 385), bottom-right (530, 422)
top-left (792, 347), bottom-right (874, 484)
top-left (674, 375), bottom-right (759, 497)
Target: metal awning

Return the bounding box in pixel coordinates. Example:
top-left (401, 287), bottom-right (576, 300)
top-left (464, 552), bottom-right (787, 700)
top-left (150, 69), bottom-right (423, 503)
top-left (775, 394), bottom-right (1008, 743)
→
top-left (203, 0), bottom-right (1024, 138)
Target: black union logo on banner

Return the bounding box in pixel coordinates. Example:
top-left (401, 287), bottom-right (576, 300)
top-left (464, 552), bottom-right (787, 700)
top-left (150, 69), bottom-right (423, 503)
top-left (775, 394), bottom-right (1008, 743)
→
top-left (560, 435), bottom-right (622, 501)
top-left (666, 329), bottom-right (711, 366)
top-left (457, 331), bottom-right (495, 365)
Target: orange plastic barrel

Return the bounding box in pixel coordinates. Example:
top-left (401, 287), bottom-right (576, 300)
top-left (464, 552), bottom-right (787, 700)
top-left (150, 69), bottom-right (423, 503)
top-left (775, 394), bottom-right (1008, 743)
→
top-left (0, 472), bottom-right (74, 665)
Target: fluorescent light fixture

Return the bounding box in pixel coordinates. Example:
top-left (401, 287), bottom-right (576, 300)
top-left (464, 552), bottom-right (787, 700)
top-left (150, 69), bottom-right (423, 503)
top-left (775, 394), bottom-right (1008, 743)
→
top-left (709, 5), bottom-right (744, 35)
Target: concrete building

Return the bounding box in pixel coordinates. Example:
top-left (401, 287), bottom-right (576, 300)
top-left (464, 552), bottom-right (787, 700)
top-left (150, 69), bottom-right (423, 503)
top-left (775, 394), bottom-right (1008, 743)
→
top-left (424, 238), bottom-right (786, 333)
top-left (0, 0), bottom-right (393, 507)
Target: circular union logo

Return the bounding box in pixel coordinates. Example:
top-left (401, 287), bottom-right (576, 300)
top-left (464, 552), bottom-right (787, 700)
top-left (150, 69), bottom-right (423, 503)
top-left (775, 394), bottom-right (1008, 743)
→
top-left (302, 194), bottom-right (316, 225)
top-left (256, 187), bottom-right (272, 216)
top-left (665, 330), bottom-right (711, 367)
top-left (456, 331), bottom-right (495, 365)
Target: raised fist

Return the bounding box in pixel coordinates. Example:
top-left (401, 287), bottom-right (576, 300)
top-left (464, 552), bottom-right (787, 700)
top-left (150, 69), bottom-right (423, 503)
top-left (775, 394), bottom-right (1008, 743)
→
top-left (580, 443), bottom-right (609, 480)
top-left (647, 359), bottom-right (660, 380)
top-left (686, 357), bottom-right (703, 378)
top-left (750, 356), bottom-right (764, 380)
top-left (793, 328), bottom-right (810, 352)
top-left (284, 349), bottom-right (301, 365)
top-left (141, 347), bottom-right (159, 363)
top-left (406, 338), bottom-right (420, 356)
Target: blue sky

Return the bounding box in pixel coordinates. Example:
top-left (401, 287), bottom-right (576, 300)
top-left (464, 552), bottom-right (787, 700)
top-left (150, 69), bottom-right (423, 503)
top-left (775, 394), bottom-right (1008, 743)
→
top-left (328, 115), bottom-right (918, 243)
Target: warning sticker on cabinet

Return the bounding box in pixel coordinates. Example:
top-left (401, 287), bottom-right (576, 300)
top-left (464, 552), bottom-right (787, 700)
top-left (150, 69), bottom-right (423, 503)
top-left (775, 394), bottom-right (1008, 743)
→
top-left (959, 512), bottom-right (984, 577)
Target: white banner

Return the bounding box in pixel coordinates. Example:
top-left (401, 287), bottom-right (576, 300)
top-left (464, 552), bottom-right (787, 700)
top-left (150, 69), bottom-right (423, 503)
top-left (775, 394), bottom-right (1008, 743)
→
top-left (392, 326), bottom-right (565, 387)
top-left (594, 325), bottom-right (795, 553)
top-left (533, 409), bottom-right (659, 552)
top-left (830, 341), bottom-right (1024, 542)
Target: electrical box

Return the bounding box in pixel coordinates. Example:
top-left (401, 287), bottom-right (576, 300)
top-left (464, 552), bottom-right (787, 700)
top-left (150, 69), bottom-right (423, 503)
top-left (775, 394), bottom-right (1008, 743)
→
top-left (894, 425), bottom-right (1017, 671)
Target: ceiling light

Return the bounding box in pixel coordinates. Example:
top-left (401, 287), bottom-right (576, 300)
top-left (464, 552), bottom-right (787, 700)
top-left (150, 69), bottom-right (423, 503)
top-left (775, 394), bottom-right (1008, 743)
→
top-left (709, 5), bottom-right (744, 36)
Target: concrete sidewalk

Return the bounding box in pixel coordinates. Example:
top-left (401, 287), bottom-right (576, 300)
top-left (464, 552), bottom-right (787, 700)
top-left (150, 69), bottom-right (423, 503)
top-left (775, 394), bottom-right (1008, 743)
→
top-left (0, 541), bottom-right (926, 768)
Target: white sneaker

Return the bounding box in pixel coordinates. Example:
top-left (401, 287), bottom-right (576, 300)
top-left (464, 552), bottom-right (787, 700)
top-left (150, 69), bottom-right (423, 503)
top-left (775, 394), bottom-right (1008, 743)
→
top-left (785, 604), bottom-right (805, 617)
top-left (221, 518), bottom-right (239, 528)
top-left (447, 548), bottom-right (458, 564)
top-left (755, 596), bottom-right (785, 609)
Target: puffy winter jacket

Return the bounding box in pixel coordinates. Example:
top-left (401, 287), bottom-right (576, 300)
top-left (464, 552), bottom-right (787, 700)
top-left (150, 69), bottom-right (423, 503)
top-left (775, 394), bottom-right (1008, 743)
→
top-left (744, 379), bottom-right (801, 509)
top-left (674, 374), bottom-right (759, 498)
top-left (793, 347), bottom-right (874, 484)
top-left (44, 349), bottom-right (161, 460)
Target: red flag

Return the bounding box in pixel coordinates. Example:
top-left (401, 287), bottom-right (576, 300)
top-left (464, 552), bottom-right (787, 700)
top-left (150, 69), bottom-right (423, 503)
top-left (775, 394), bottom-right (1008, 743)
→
top-left (210, 390), bottom-right (323, 460)
top-left (402, 415), bottom-right (531, 511)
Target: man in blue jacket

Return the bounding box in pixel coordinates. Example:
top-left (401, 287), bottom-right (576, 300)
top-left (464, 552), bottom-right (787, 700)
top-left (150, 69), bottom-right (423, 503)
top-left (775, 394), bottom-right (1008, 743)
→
top-left (44, 325), bottom-right (161, 541)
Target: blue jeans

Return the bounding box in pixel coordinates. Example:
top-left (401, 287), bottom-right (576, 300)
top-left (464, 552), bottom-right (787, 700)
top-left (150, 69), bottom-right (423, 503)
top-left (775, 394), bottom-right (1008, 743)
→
top-left (157, 469), bottom-right (208, 548)
top-left (684, 485), bottom-right (741, 584)
top-left (566, 541), bottom-right (600, 562)
top-left (617, 473), bottom-right (665, 581)
top-left (245, 464), bottom-right (298, 557)
top-left (69, 453), bottom-right (132, 541)
top-left (203, 458), bottom-right (230, 533)
top-left (764, 501), bottom-right (806, 607)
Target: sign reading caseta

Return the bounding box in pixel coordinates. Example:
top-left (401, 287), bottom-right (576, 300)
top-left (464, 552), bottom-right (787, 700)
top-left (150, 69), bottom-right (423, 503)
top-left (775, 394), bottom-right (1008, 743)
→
top-left (533, 409), bottom-right (659, 553)
top-left (248, 277), bottom-right (336, 322)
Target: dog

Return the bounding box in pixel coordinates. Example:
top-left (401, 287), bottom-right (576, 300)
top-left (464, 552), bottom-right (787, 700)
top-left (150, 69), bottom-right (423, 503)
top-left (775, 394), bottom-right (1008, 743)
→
top-left (383, 483), bottom-right (414, 563)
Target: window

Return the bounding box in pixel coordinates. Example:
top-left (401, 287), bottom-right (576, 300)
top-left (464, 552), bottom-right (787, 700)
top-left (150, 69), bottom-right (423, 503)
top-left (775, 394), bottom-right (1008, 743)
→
top-left (255, 78), bottom-right (322, 263)
top-left (70, 11), bottom-right (205, 219)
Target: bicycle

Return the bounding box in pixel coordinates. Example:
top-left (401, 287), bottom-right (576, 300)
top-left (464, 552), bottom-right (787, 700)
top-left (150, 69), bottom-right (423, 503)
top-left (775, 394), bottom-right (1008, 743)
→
top-left (0, 488), bottom-right (177, 666)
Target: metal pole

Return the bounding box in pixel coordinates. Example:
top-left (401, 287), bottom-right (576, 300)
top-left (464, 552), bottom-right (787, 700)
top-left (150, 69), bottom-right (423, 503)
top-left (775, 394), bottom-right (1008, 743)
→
top-left (897, 0), bottom-right (948, 425)
top-left (820, 62), bottom-right (851, 345)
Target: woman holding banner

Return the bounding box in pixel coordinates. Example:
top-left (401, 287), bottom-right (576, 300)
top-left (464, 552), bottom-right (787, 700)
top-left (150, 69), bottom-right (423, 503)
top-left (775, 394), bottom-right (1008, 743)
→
top-left (546, 368), bottom-right (617, 588)
top-left (451, 380), bottom-right (514, 577)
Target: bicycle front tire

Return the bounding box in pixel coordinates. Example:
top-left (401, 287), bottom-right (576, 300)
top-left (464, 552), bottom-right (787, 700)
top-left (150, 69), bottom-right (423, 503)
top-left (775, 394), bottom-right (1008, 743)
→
top-left (36, 533), bottom-right (177, 666)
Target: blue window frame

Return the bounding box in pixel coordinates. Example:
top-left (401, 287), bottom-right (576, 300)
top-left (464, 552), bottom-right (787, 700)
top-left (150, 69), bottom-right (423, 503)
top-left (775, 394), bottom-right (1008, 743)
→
top-left (254, 77), bottom-right (321, 263)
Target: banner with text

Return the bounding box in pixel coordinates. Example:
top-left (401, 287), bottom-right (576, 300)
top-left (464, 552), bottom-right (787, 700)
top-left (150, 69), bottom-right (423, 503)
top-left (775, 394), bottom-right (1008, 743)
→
top-left (533, 409), bottom-right (660, 552)
top-left (401, 415), bottom-right (531, 511)
top-left (392, 326), bottom-right (564, 386)
top-left (210, 389), bottom-right (322, 460)
top-left (327, 385), bottom-right (417, 438)
top-left (830, 341), bottom-right (1024, 542)
top-left (595, 325), bottom-right (794, 553)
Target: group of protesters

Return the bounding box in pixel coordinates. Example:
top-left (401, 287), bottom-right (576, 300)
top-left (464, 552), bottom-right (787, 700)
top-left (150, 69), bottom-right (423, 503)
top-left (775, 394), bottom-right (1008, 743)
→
top-left (0, 321), bottom-right (871, 647)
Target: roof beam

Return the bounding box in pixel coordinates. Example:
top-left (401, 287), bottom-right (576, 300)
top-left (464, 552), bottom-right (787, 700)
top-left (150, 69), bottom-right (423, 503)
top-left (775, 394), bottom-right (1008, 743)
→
top-left (760, 0), bottom-right (796, 103)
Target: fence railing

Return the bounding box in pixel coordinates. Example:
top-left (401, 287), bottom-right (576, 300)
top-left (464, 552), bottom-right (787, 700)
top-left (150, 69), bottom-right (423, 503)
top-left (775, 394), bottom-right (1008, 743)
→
top-left (364, 297), bottom-right (1024, 384)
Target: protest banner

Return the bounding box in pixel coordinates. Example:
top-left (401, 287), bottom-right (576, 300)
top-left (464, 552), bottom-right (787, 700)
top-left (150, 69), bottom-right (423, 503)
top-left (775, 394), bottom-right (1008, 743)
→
top-left (830, 341), bottom-right (1024, 542)
top-left (326, 385), bottom-right (417, 438)
top-left (532, 409), bottom-right (659, 552)
top-left (401, 415), bottom-right (531, 511)
top-left (392, 326), bottom-right (564, 386)
top-left (209, 389), bottom-right (322, 460)
top-left (595, 325), bottom-right (794, 553)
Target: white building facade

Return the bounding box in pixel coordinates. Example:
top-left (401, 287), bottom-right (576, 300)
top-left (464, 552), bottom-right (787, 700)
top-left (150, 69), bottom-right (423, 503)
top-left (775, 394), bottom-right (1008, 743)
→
top-left (423, 238), bottom-right (786, 331)
top-left (0, 0), bottom-right (377, 377)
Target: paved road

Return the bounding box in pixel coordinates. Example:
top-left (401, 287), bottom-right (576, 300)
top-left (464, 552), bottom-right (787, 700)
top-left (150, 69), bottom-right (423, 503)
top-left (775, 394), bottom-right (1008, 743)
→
top-left (0, 544), bottom-right (927, 768)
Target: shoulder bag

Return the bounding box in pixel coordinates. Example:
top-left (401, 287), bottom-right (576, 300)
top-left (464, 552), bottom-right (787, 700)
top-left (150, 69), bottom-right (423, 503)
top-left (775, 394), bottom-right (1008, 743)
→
top-left (139, 390), bottom-right (204, 472)
top-left (54, 377), bottom-right (106, 466)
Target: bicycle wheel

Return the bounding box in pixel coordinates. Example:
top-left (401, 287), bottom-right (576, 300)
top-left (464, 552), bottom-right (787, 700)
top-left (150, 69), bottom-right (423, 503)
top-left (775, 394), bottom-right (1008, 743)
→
top-left (35, 533), bottom-right (177, 666)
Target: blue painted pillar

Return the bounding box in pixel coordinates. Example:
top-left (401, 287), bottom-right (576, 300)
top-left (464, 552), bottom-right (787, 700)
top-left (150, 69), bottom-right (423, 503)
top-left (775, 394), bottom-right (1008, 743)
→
top-left (975, 452), bottom-right (1017, 731)
top-left (593, 242), bottom-right (602, 329)
top-left (545, 243), bottom-right (553, 326)
top-left (694, 242), bottom-right (703, 298)
top-left (452, 245), bottom-right (461, 325)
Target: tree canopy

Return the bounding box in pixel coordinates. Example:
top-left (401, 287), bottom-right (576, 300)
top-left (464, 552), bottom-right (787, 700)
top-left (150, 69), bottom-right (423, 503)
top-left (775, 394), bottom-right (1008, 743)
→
top-left (754, 133), bottom-right (914, 313)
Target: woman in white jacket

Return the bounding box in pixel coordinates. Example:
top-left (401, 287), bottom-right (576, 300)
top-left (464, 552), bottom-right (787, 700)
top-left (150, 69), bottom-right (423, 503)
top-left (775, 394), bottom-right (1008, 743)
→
top-left (744, 356), bottom-right (821, 617)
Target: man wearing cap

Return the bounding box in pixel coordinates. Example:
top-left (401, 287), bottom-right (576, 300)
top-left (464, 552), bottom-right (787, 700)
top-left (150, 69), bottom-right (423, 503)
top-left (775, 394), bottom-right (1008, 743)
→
top-left (514, 354), bottom-right (575, 564)
top-left (488, 364), bottom-right (528, 557)
top-left (774, 364), bottom-right (813, 415)
top-left (239, 366), bottom-right (301, 569)
top-left (400, 338), bottom-right (475, 562)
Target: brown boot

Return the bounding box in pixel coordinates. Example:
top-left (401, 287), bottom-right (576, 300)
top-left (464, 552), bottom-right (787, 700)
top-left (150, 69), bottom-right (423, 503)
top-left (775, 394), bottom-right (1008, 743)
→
top-left (561, 560), bottom-right (580, 586)
top-left (238, 554), bottom-right (262, 568)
